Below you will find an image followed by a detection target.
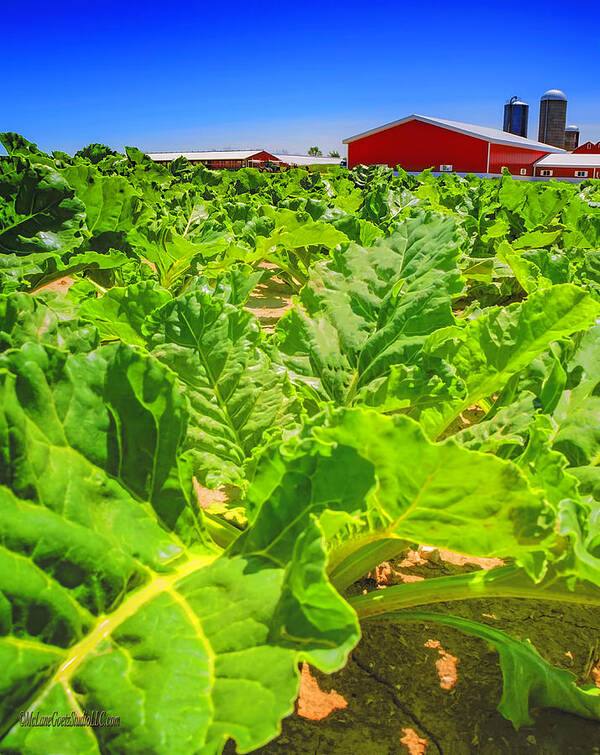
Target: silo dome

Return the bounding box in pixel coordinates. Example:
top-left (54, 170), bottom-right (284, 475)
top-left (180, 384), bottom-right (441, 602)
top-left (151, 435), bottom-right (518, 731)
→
top-left (506, 96), bottom-right (528, 106)
top-left (541, 89), bottom-right (567, 101)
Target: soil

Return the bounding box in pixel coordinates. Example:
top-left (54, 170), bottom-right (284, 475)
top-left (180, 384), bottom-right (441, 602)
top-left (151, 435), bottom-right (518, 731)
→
top-left (225, 551), bottom-right (600, 755)
top-left (245, 272), bottom-right (294, 333)
top-left (31, 275), bottom-right (76, 295)
top-left (29, 267), bottom-right (295, 333)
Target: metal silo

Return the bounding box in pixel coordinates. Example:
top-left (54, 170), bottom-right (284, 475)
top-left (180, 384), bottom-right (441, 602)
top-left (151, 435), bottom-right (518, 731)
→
top-left (564, 125), bottom-right (580, 151)
top-left (538, 89), bottom-right (567, 148)
top-left (503, 96), bottom-right (529, 138)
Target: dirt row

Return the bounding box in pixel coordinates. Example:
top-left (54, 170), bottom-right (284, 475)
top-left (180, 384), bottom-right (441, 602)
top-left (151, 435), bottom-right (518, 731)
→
top-left (230, 551), bottom-right (600, 755)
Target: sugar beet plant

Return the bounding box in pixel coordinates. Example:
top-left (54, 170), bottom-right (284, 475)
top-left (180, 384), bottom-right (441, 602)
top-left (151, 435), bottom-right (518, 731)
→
top-left (1, 134), bottom-right (600, 753)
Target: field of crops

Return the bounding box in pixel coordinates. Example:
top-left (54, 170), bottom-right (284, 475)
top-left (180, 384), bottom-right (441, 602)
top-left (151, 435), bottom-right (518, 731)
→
top-left (2, 132), bottom-right (600, 754)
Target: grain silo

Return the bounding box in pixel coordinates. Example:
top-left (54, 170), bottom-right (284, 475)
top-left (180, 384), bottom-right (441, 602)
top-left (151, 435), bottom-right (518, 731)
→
top-left (564, 125), bottom-right (580, 151)
top-left (538, 89), bottom-right (567, 148)
top-left (503, 96), bottom-right (529, 138)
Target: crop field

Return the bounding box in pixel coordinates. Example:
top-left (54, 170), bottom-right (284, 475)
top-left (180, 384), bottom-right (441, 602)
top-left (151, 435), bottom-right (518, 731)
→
top-left (2, 132), bottom-right (600, 754)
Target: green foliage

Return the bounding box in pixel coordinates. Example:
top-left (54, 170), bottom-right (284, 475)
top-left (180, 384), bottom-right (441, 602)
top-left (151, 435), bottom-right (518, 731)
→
top-left (144, 290), bottom-right (300, 487)
top-left (0, 157), bottom-right (85, 255)
top-left (2, 134), bottom-right (600, 750)
top-left (414, 284), bottom-right (600, 439)
top-left (275, 213), bottom-right (462, 404)
top-left (0, 343), bottom-right (357, 753)
top-left (74, 143), bottom-right (117, 164)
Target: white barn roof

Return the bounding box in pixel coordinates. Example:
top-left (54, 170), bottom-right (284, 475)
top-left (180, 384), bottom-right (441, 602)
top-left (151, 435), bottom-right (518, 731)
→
top-left (535, 153), bottom-right (600, 167)
top-left (343, 114), bottom-right (566, 154)
top-left (146, 150), bottom-right (275, 162)
top-left (275, 154), bottom-right (342, 165)
top-left (145, 150), bottom-right (343, 166)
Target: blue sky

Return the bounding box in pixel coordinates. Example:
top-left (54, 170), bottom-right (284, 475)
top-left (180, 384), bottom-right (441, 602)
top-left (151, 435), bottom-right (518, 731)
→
top-left (3, 0), bottom-right (599, 156)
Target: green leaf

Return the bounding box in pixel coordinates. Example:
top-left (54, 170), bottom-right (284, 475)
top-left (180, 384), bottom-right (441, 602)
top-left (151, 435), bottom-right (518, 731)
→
top-left (277, 220), bottom-right (348, 251)
top-left (75, 143), bottom-right (117, 164)
top-left (512, 229), bottom-right (562, 250)
top-left (60, 165), bottom-right (145, 236)
top-left (454, 392), bottom-right (538, 458)
top-left (481, 216), bottom-right (510, 241)
top-left (498, 177), bottom-right (572, 231)
top-left (571, 466), bottom-right (600, 500)
top-left (461, 257), bottom-right (495, 283)
top-left (315, 409), bottom-right (554, 575)
top-left (521, 248), bottom-right (570, 285)
top-left (417, 285), bottom-right (600, 439)
top-left (144, 291), bottom-right (299, 487)
top-left (0, 342), bottom-right (192, 532)
top-left (276, 212), bottom-right (462, 403)
top-left (555, 395), bottom-right (600, 467)
top-left (0, 480), bottom-right (357, 754)
top-left (0, 132), bottom-right (56, 167)
top-left (555, 497), bottom-right (600, 587)
top-left (187, 266), bottom-right (269, 307)
top-left (130, 225), bottom-right (230, 292)
top-left (0, 246), bottom-right (130, 294)
top-left (80, 281), bottom-right (171, 345)
top-left (0, 292), bottom-right (99, 354)
top-left (359, 184), bottom-right (419, 225)
top-left (0, 157), bottom-right (85, 254)
top-left (538, 346), bottom-right (567, 414)
top-left (553, 325), bottom-right (600, 466)
top-left (516, 414), bottom-right (580, 511)
top-left (496, 241), bottom-right (552, 294)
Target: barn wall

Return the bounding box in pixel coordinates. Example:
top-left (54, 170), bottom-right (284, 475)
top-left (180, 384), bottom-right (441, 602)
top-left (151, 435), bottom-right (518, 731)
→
top-left (489, 144), bottom-right (548, 175)
top-left (346, 120), bottom-right (488, 172)
top-left (202, 160), bottom-right (244, 169)
top-left (194, 151), bottom-right (279, 169)
top-left (533, 165), bottom-right (600, 178)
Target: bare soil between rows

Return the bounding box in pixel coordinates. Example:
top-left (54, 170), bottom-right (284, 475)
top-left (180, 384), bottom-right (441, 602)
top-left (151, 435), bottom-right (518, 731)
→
top-left (226, 552), bottom-right (600, 755)
top-left (245, 267), bottom-right (294, 332)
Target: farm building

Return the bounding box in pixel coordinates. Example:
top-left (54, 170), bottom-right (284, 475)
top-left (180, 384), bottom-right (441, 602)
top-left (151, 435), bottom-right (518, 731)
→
top-left (147, 149), bottom-right (280, 169)
top-left (573, 141), bottom-right (600, 154)
top-left (533, 153), bottom-right (600, 179)
top-left (342, 114), bottom-right (565, 176)
top-left (146, 150), bottom-right (342, 170)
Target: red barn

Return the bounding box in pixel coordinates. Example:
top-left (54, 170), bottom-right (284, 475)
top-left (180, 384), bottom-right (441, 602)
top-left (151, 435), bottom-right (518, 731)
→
top-left (573, 141), bottom-right (600, 154)
top-left (147, 149), bottom-right (280, 170)
top-left (343, 114), bottom-right (564, 175)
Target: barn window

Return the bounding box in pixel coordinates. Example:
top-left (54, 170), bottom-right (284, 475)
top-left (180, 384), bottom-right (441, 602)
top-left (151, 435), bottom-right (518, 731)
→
top-left (439, 164), bottom-right (453, 172)
top-left (520, 168), bottom-right (527, 175)
top-left (575, 170), bottom-right (588, 177)
top-left (540, 169), bottom-right (553, 176)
